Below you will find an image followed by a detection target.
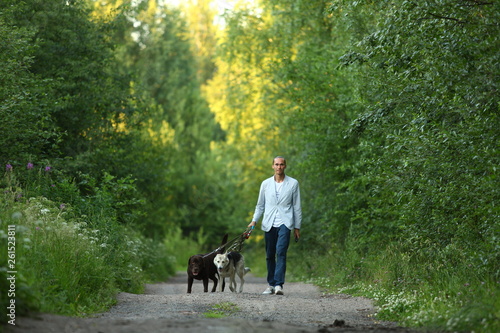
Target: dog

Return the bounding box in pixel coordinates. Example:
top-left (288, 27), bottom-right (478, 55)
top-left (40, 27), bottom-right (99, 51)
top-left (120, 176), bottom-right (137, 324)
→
top-left (213, 251), bottom-right (250, 293)
top-left (187, 234), bottom-right (228, 293)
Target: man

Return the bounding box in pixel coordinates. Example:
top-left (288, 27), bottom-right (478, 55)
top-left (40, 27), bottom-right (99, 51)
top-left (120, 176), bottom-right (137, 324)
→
top-left (248, 156), bottom-right (302, 295)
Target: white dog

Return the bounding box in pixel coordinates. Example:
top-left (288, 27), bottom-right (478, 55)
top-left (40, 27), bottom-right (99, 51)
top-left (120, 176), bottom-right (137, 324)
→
top-left (213, 251), bottom-right (250, 293)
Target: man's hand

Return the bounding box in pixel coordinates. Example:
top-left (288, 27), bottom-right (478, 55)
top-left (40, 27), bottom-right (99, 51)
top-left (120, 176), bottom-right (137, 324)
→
top-left (248, 221), bottom-right (257, 228)
top-left (294, 228), bottom-right (300, 242)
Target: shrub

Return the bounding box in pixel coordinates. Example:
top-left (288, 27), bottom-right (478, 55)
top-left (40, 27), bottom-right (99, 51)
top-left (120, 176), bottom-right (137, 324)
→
top-left (0, 163), bottom-right (175, 323)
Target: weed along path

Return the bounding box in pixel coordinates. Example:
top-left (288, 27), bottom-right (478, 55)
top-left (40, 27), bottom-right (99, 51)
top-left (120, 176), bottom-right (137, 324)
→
top-left (7, 273), bottom-right (415, 333)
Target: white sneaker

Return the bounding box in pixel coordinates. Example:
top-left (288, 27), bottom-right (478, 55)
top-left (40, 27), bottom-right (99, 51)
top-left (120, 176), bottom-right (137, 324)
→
top-left (262, 286), bottom-right (275, 295)
top-left (275, 286), bottom-right (284, 295)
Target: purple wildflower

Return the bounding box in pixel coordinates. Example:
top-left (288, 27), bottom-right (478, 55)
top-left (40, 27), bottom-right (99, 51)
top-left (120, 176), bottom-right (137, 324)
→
top-left (60, 204), bottom-right (66, 210)
top-left (27, 163), bottom-right (34, 170)
top-left (45, 166), bottom-right (52, 172)
top-left (6, 164), bottom-right (13, 171)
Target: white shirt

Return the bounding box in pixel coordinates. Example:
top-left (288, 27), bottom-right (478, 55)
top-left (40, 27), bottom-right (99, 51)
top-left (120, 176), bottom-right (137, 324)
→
top-left (273, 181), bottom-right (284, 227)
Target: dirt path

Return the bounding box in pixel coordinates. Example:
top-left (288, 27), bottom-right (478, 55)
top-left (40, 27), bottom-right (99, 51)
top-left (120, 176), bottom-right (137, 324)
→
top-left (6, 273), bottom-right (415, 332)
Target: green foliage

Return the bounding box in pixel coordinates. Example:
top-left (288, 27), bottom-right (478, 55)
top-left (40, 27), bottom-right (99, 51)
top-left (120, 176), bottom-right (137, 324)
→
top-left (309, 242), bottom-right (500, 332)
top-left (90, 1), bottom-right (237, 241)
top-left (0, 5), bottom-right (61, 163)
top-left (8, 0), bottom-right (130, 157)
top-left (333, 0), bottom-right (500, 280)
top-left (163, 226), bottom-right (209, 272)
top-left (2, 0), bottom-right (499, 331)
top-left (217, 0), bottom-right (499, 332)
top-left (0, 164), bottom-right (175, 322)
top-left (1, 0), bottom-right (243, 322)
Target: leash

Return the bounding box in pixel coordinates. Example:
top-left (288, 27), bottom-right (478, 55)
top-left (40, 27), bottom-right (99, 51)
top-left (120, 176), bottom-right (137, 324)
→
top-left (202, 226), bottom-right (254, 258)
top-left (226, 226), bottom-right (254, 252)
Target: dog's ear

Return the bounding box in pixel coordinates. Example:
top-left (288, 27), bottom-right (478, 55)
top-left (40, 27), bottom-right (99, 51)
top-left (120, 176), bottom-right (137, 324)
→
top-left (227, 252), bottom-right (232, 260)
top-left (190, 256), bottom-right (203, 265)
top-left (219, 233), bottom-right (229, 253)
top-left (221, 233), bottom-right (228, 245)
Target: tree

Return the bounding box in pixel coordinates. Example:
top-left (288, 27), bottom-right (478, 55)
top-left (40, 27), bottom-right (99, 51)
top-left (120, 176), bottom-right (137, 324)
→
top-left (336, 0), bottom-right (500, 273)
top-left (95, 0), bottom-right (235, 240)
top-left (182, 0), bottom-right (219, 84)
top-left (8, 0), bottom-right (133, 158)
top-left (0, 3), bottom-right (60, 163)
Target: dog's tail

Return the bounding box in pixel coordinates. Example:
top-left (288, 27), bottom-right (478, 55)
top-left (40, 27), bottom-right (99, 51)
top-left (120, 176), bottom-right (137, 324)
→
top-left (244, 267), bottom-right (251, 275)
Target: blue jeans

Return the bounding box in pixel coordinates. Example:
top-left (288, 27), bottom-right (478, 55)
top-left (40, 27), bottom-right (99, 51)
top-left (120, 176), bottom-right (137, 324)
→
top-left (265, 224), bottom-right (291, 288)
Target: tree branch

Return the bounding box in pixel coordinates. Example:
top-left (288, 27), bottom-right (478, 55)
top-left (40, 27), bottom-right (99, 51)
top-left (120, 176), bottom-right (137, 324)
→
top-left (459, 0), bottom-right (494, 6)
top-left (421, 12), bottom-right (468, 25)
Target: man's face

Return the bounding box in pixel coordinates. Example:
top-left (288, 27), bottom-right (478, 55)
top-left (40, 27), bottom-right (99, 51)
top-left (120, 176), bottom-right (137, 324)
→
top-left (272, 158), bottom-right (286, 175)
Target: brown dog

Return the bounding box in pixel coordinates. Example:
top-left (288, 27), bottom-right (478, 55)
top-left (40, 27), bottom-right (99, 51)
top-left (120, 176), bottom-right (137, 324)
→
top-left (187, 234), bottom-right (228, 293)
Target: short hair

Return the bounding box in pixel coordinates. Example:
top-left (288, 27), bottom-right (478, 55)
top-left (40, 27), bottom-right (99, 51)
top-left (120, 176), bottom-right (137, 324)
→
top-left (273, 156), bottom-right (287, 165)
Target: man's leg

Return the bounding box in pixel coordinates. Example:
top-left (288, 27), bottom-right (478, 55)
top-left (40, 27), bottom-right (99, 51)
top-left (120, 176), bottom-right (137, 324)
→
top-left (265, 227), bottom-right (278, 286)
top-left (274, 224), bottom-right (291, 287)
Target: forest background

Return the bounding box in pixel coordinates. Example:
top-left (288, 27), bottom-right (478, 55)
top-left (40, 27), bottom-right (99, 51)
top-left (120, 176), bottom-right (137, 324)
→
top-left (0, 0), bottom-right (498, 332)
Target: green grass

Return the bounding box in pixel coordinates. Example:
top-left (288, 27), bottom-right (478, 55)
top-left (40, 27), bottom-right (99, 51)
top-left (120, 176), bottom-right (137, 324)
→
top-left (296, 244), bottom-right (500, 333)
top-left (163, 226), bottom-right (211, 272)
top-left (204, 302), bottom-right (240, 318)
top-left (0, 197), bottom-right (176, 318)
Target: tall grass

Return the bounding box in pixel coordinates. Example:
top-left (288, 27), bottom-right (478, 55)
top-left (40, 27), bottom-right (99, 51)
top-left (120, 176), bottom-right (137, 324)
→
top-left (295, 237), bottom-right (500, 332)
top-left (0, 163), bottom-right (176, 322)
top-left (163, 226), bottom-right (210, 272)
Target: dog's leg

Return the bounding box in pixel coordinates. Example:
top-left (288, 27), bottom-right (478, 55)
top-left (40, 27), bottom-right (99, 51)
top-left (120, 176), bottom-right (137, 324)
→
top-left (231, 276), bottom-right (237, 293)
top-left (238, 263), bottom-right (249, 293)
top-left (229, 277), bottom-right (234, 292)
top-left (229, 268), bottom-right (237, 292)
top-left (210, 276), bottom-right (218, 292)
top-left (203, 277), bottom-right (209, 292)
top-left (187, 276), bottom-right (194, 293)
top-left (218, 276), bottom-right (224, 292)
top-left (239, 271), bottom-right (245, 293)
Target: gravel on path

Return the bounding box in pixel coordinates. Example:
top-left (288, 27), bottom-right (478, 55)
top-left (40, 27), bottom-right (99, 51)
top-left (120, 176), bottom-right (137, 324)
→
top-left (5, 272), bottom-right (418, 333)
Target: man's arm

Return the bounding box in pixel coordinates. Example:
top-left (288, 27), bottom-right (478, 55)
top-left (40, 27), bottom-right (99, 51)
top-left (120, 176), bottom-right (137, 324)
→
top-left (292, 182), bottom-right (302, 230)
top-left (249, 181), bottom-right (266, 227)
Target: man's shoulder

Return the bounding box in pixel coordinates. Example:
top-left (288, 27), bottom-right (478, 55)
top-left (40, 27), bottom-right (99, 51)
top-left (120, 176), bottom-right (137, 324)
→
top-left (262, 176), bottom-right (274, 183)
top-left (261, 176), bottom-right (275, 185)
top-left (285, 175), bottom-right (299, 184)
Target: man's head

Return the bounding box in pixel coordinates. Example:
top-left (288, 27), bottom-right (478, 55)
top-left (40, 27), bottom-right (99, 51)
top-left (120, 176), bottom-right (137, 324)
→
top-left (272, 156), bottom-right (287, 175)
